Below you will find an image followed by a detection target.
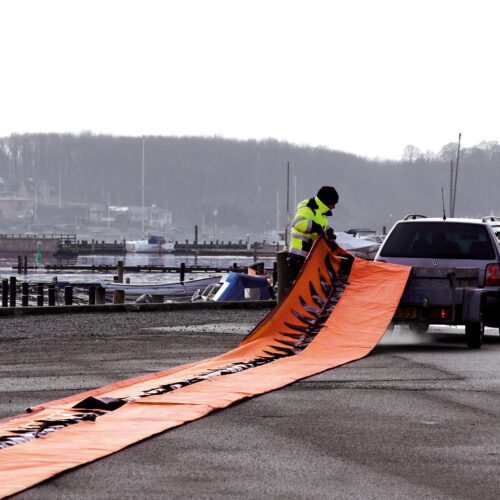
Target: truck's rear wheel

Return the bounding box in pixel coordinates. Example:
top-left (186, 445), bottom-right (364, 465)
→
top-left (465, 318), bottom-right (484, 349)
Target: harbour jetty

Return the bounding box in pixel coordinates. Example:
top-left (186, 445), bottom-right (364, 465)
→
top-left (0, 233), bottom-right (74, 254)
top-left (0, 234), bottom-right (280, 257)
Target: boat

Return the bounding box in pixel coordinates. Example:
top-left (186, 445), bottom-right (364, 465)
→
top-left (335, 231), bottom-right (382, 260)
top-left (125, 234), bottom-right (175, 253)
top-left (193, 272), bottom-right (275, 302)
top-left (101, 275), bottom-right (222, 301)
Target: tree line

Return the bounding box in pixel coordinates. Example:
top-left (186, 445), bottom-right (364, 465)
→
top-left (0, 133), bottom-right (498, 234)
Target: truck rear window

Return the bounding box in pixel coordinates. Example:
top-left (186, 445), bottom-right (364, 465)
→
top-left (380, 222), bottom-right (495, 259)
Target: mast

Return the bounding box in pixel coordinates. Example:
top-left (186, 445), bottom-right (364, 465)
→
top-left (107, 191), bottom-right (110, 229)
top-left (276, 191), bottom-right (280, 240)
top-left (141, 136), bottom-right (145, 236)
top-left (285, 161), bottom-right (290, 246)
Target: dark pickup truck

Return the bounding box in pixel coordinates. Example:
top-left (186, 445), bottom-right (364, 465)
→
top-left (374, 216), bottom-right (500, 348)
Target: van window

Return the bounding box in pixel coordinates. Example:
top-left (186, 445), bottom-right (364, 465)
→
top-left (380, 222), bottom-right (495, 259)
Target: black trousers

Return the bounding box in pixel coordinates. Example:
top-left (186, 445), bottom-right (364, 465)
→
top-left (287, 254), bottom-right (306, 282)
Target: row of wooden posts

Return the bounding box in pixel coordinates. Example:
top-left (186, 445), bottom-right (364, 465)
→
top-left (1, 277), bottom-right (110, 307)
top-left (3, 255), bottom-right (291, 308)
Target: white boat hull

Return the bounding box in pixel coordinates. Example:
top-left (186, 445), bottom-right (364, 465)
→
top-left (102, 275), bottom-right (222, 296)
top-left (125, 240), bottom-right (175, 253)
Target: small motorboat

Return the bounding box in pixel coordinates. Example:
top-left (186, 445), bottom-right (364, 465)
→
top-left (101, 275), bottom-right (222, 301)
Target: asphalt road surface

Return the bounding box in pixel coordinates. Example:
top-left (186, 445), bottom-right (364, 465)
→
top-left (1, 311), bottom-right (500, 499)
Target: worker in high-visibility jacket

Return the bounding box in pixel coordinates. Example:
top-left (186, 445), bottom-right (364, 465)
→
top-left (287, 185), bottom-right (339, 280)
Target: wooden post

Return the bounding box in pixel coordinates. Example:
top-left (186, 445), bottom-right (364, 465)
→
top-left (37, 284), bottom-right (44, 306)
top-left (21, 282), bottom-right (29, 307)
top-left (9, 277), bottom-right (16, 307)
top-left (117, 260), bottom-right (124, 283)
top-left (113, 290), bottom-right (125, 304)
top-left (17, 256), bottom-right (22, 274)
top-left (64, 286), bottom-right (73, 305)
top-left (88, 285), bottom-right (96, 305)
top-left (272, 261), bottom-right (278, 286)
top-left (180, 262), bottom-right (186, 282)
top-left (48, 284), bottom-right (55, 306)
top-left (96, 286), bottom-right (106, 305)
top-left (23, 255), bottom-right (28, 274)
top-left (276, 251), bottom-right (292, 303)
top-left (2, 279), bottom-right (8, 307)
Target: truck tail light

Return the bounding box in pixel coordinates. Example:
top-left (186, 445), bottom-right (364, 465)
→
top-left (429, 307), bottom-right (451, 320)
top-left (485, 264), bottom-right (500, 286)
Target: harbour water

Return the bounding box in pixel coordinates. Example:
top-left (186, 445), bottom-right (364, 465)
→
top-left (0, 253), bottom-right (277, 286)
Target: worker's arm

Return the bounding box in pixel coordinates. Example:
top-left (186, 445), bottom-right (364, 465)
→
top-left (291, 207), bottom-right (324, 234)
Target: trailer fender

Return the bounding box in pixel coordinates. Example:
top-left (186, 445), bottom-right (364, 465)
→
top-left (462, 289), bottom-right (484, 323)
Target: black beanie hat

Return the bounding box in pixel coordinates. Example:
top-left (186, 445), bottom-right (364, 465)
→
top-left (317, 186), bottom-right (339, 206)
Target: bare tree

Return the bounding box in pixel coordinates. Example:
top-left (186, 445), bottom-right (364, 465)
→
top-left (402, 144), bottom-right (421, 163)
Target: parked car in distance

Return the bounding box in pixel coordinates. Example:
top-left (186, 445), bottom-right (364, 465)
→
top-left (374, 215), bottom-right (500, 347)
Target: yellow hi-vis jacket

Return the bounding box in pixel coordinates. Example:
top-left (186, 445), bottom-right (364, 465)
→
top-left (289, 196), bottom-right (333, 258)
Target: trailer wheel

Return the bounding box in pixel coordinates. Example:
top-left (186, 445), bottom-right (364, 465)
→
top-left (409, 323), bottom-right (429, 334)
top-left (465, 317), bottom-right (484, 349)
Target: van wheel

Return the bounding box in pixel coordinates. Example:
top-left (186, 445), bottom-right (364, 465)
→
top-left (465, 318), bottom-right (484, 349)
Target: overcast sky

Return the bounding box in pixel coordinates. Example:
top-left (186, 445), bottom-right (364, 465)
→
top-left (1, 0), bottom-right (499, 160)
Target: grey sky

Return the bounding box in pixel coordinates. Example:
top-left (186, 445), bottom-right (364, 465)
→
top-left (1, 0), bottom-right (499, 159)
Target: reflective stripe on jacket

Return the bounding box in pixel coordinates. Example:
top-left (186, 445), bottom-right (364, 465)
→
top-left (289, 196), bottom-right (332, 258)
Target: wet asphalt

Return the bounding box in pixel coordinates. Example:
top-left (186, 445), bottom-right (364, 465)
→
top-left (1, 310), bottom-right (500, 500)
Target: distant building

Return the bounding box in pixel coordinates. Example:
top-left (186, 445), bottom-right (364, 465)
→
top-left (88, 204), bottom-right (172, 229)
top-left (129, 205), bottom-right (173, 228)
top-left (0, 179), bottom-right (35, 221)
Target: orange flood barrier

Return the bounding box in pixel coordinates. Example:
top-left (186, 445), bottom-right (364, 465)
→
top-left (0, 238), bottom-right (411, 498)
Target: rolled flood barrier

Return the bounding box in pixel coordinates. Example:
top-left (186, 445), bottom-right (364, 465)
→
top-left (0, 237), bottom-right (411, 497)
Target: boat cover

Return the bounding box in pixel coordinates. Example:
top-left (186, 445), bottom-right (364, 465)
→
top-left (215, 272), bottom-right (275, 301)
top-left (147, 235), bottom-right (166, 245)
top-left (0, 237), bottom-right (410, 497)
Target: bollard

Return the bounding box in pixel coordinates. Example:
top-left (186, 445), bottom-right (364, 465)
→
top-left (88, 285), bottom-right (96, 305)
top-left (2, 279), bottom-right (8, 307)
top-left (180, 262), bottom-right (186, 282)
top-left (21, 282), bottom-right (29, 307)
top-left (17, 256), bottom-right (22, 274)
top-left (9, 277), bottom-right (16, 307)
top-left (48, 284), bottom-right (55, 306)
top-left (117, 260), bottom-right (124, 283)
top-left (276, 251), bottom-right (292, 303)
top-left (113, 290), bottom-right (125, 304)
top-left (64, 286), bottom-right (73, 305)
top-left (37, 284), bottom-right (44, 306)
top-left (96, 286), bottom-right (106, 305)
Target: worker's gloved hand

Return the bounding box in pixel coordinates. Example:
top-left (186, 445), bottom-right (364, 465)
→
top-left (311, 222), bottom-right (325, 235)
top-left (325, 227), bottom-right (336, 240)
